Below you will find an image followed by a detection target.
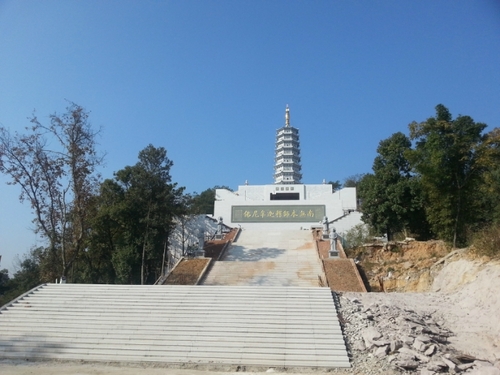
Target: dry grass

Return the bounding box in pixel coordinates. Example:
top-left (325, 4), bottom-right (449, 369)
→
top-left (164, 258), bottom-right (210, 285)
top-left (471, 225), bottom-right (500, 259)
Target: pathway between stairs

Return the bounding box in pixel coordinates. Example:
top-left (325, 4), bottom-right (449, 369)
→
top-left (202, 229), bottom-right (325, 287)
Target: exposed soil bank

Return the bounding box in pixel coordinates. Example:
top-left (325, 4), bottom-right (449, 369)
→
top-left (348, 247), bottom-right (500, 364)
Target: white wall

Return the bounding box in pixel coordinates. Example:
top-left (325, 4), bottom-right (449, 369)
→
top-left (214, 184), bottom-right (362, 231)
top-left (167, 215), bottom-right (218, 272)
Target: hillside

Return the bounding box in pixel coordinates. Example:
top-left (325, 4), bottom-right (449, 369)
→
top-left (341, 241), bottom-right (500, 372)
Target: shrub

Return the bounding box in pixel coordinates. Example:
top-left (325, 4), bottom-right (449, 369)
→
top-left (471, 225), bottom-right (500, 258)
top-left (342, 224), bottom-right (371, 250)
top-left (389, 245), bottom-right (401, 253)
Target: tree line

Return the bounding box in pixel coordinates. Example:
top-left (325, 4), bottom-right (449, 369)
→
top-left (1, 103), bottom-right (499, 304)
top-left (0, 103), bottom-right (218, 304)
top-left (357, 104), bottom-right (500, 247)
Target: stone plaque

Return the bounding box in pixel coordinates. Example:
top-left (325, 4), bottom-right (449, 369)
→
top-left (232, 205), bottom-right (325, 223)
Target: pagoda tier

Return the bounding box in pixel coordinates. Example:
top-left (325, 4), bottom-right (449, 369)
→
top-left (274, 106), bottom-right (302, 184)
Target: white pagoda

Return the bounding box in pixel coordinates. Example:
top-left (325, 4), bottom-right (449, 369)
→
top-left (213, 106), bottom-right (362, 232)
top-left (274, 106), bottom-right (302, 184)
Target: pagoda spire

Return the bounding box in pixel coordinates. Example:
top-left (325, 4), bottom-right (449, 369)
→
top-left (285, 105), bottom-right (290, 127)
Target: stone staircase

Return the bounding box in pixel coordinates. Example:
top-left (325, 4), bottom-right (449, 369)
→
top-left (201, 261), bottom-right (322, 286)
top-left (0, 283), bottom-right (349, 368)
top-left (202, 229), bottom-right (326, 287)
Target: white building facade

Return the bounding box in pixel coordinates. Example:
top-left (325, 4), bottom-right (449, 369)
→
top-left (214, 184), bottom-right (361, 233)
top-left (213, 106), bottom-right (364, 233)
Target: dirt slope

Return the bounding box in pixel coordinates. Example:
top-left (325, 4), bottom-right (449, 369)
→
top-left (350, 241), bottom-right (500, 363)
top-left (350, 240), bottom-right (450, 292)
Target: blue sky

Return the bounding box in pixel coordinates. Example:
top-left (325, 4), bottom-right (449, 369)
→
top-left (1, 0), bottom-right (499, 272)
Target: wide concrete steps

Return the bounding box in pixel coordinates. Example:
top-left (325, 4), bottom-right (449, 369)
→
top-left (202, 261), bottom-right (322, 286)
top-left (0, 284), bottom-right (349, 368)
top-left (202, 229), bottom-right (326, 287)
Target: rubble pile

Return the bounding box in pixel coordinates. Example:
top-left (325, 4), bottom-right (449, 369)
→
top-left (338, 294), bottom-right (500, 375)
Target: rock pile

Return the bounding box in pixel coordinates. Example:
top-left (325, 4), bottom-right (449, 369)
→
top-left (337, 293), bottom-right (500, 375)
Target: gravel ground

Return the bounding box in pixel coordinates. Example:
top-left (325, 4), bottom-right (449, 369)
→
top-left (0, 358), bottom-right (408, 375)
top-left (319, 255), bottom-right (499, 374)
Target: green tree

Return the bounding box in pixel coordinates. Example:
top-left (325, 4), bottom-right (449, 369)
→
top-left (189, 185), bottom-right (231, 215)
top-left (77, 187), bottom-right (120, 284)
top-left (0, 103), bottom-right (103, 281)
top-left (0, 269), bottom-right (10, 304)
top-left (343, 174), bottom-right (365, 188)
top-left (0, 248), bottom-right (43, 306)
top-left (327, 180), bottom-right (342, 192)
top-left (190, 188), bottom-right (215, 215)
top-left (88, 145), bottom-right (186, 284)
top-left (358, 132), bottom-right (428, 240)
top-left (408, 104), bottom-right (499, 247)
top-left (480, 161), bottom-right (500, 225)
top-left (477, 128), bottom-right (500, 226)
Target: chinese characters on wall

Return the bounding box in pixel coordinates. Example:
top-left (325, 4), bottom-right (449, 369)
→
top-left (232, 205), bottom-right (326, 223)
